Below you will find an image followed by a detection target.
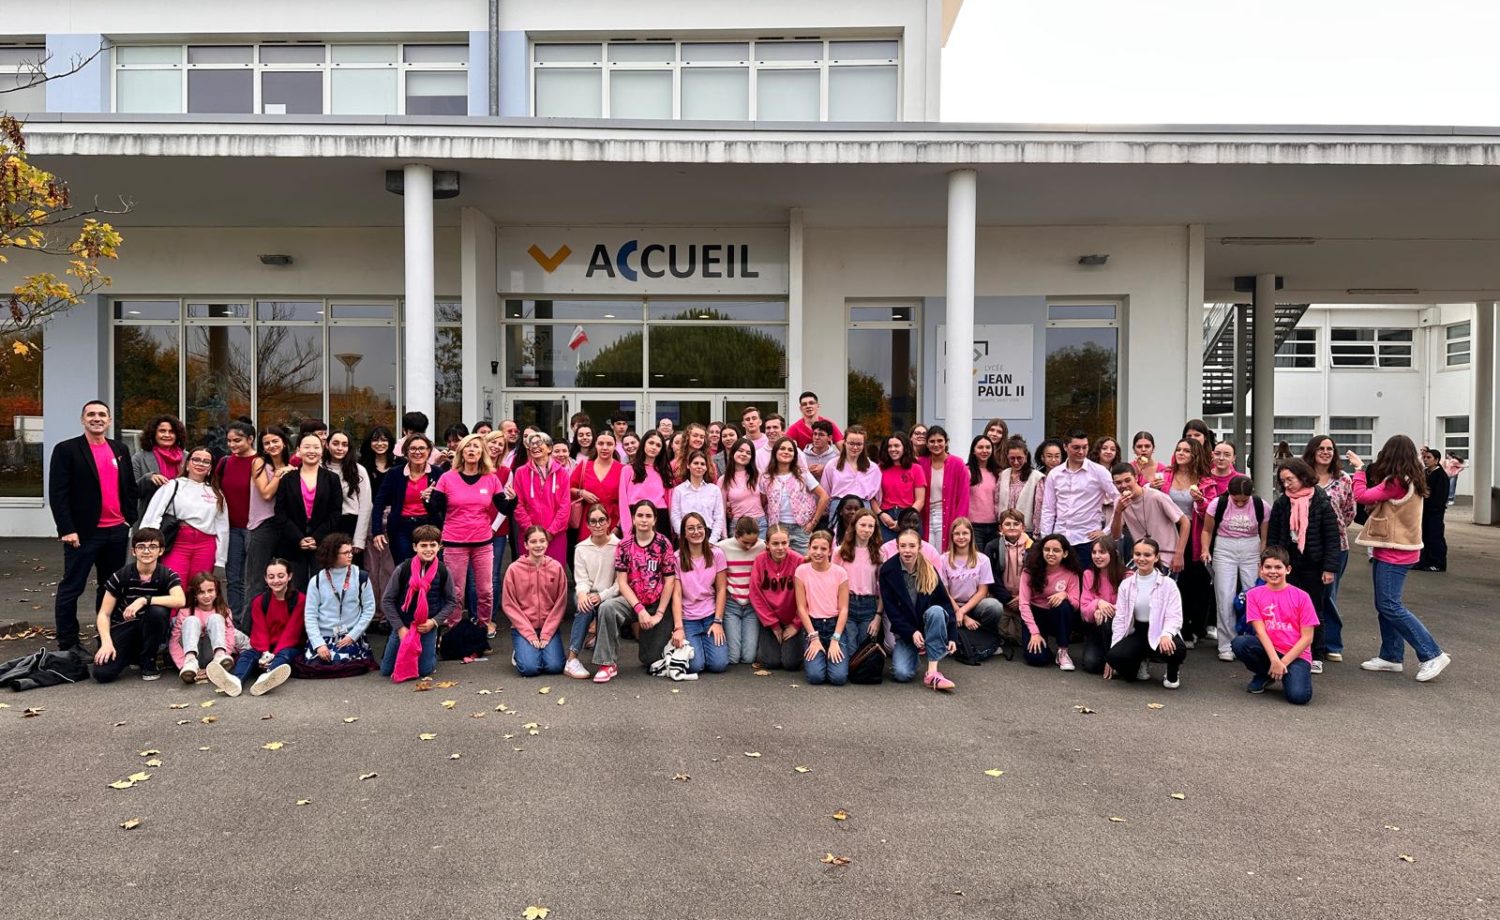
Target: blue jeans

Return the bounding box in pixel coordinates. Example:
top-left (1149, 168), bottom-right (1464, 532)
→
top-left (225, 526), bottom-right (247, 615)
top-left (234, 646), bottom-right (300, 681)
top-left (843, 594), bottom-right (879, 649)
top-left (724, 598), bottom-right (759, 664)
top-left (778, 523), bottom-right (810, 555)
top-left (804, 617), bottom-right (849, 685)
top-left (512, 631), bottom-right (565, 676)
top-left (1372, 560), bottom-right (1442, 663)
top-left (891, 606), bottom-right (950, 683)
top-left (1322, 549), bottom-right (1348, 653)
top-left (378, 627), bottom-right (438, 678)
top-left (54, 524), bottom-right (129, 650)
top-left (1232, 634), bottom-right (1313, 705)
top-left (1023, 600), bottom-right (1080, 666)
top-left (879, 506), bottom-right (915, 543)
top-left (490, 533), bottom-right (509, 620)
top-left (569, 601), bottom-right (597, 655)
top-left (683, 616), bottom-right (729, 674)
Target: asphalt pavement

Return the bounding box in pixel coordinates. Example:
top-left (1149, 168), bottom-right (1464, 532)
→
top-left (1, 514), bottom-right (1496, 920)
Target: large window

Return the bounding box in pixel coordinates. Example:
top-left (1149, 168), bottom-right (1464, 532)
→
top-left (1045, 302), bottom-right (1119, 440)
top-left (1330, 327), bottom-right (1413, 368)
top-left (1275, 326), bottom-right (1317, 369)
top-left (847, 303), bottom-right (918, 436)
top-left (533, 38), bottom-right (899, 121)
top-left (1442, 416), bottom-right (1470, 462)
top-left (1445, 322), bottom-right (1471, 367)
top-left (114, 42), bottom-right (467, 115)
top-left (1329, 416), bottom-right (1376, 462)
top-left (0, 327), bottom-right (44, 498)
top-left (1273, 416), bottom-right (1319, 454)
top-left (112, 297), bottom-right (454, 450)
top-left (0, 44), bottom-right (46, 113)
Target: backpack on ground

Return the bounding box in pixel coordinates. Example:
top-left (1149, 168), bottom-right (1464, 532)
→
top-left (847, 634), bottom-right (886, 684)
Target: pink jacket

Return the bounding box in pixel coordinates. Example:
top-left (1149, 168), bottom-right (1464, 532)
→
top-left (513, 460), bottom-right (571, 536)
top-left (1081, 570), bottom-right (1119, 624)
top-left (168, 608), bottom-right (240, 669)
top-left (917, 454), bottom-right (971, 549)
top-left (1110, 571), bottom-right (1183, 649)
top-left (501, 556), bottom-right (568, 643)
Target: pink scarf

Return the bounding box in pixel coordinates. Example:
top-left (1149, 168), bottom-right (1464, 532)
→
top-left (153, 445), bottom-right (184, 476)
top-left (1285, 484), bottom-right (1314, 552)
top-left (402, 558), bottom-right (439, 626)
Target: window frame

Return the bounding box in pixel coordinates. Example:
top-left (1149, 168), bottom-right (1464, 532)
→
top-left (846, 299), bottom-right (921, 436)
top-left (1441, 415), bottom-right (1470, 462)
top-left (1274, 326), bottom-right (1318, 370)
top-left (111, 41), bottom-right (467, 115)
top-left (1328, 415), bottom-right (1377, 462)
top-left (530, 36), bottom-right (900, 122)
top-left (0, 324), bottom-right (46, 506)
top-left (0, 42), bottom-right (47, 113)
top-left (1444, 321), bottom-right (1471, 368)
top-left (1328, 326), bottom-right (1415, 369)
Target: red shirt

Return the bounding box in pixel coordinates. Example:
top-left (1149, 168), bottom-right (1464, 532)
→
top-left (91, 440), bottom-right (125, 527)
top-left (786, 416), bottom-right (843, 449)
top-left (217, 454), bottom-right (255, 529)
top-left (402, 476), bottom-right (427, 517)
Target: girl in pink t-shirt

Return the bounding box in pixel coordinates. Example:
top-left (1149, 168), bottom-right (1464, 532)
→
top-left (671, 512), bottom-right (728, 674)
top-left (794, 530), bottom-right (849, 686)
top-left (722, 440), bottom-right (766, 538)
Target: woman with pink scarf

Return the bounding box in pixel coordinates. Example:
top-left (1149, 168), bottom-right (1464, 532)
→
top-left (508, 432), bottom-right (571, 566)
top-left (130, 414), bottom-right (187, 520)
top-left (1266, 458), bottom-right (1341, 675)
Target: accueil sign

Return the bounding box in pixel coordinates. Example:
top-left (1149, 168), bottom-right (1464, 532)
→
top-left (498, 227), bottom-right (789, 295)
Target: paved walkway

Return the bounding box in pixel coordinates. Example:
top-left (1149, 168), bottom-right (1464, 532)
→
top-left (1, 520), bottom-right (1496, 919)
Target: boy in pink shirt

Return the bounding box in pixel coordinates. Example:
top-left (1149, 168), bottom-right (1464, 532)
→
top-left (1231, 546), bottom-right (1318, 704)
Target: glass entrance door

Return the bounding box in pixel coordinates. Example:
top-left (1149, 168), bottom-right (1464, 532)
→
top-left (648, 394), bottom-right (714, 431)
top-left (506, 393), bottom-right (640, 445)
top-left (576, 394), bottom-right (639, 442)
top-left (507, 396), bottom-right (570, 441)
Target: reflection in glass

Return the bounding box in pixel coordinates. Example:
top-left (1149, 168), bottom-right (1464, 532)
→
top-left (508, 324), bottom-right (642, 389)
top-left (577, 398), bottom-right (636, 438)
top-left (647, 300), bottom-right (787, 322)
top-left (114, 325), bottom-right (181, 435)
top-left (847, 328), bottom-right (917, 436)
top-left (1045, 327), bottom-right (1117, 439)
top-left (648, 324), bottom-right (785, 389)
top-left (255, 324), bottom-right (323, 432)
top-left (511, 399), bottom-right (569, 441)
top-left (0, 328), bottom-right (44, 497)
top-left (652, 400), bottom-right (713, 429)
top-left (329, 326), bottom-right (398, 445)
top-left (434, 324), bottom-right (463, 437)
top-left (504, 300), bottom-right (637, 321)
top-left (186, 323), bottom-right (252, 452)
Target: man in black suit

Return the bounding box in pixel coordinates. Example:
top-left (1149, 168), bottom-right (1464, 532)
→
top-left (49, 400), bottom-right (137, 651)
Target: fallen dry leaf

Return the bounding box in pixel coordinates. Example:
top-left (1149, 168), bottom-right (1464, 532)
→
top-left (441, 700), bottom-right (457, 709)
top-left (434, 680), bottom-right (459, 689)
top-left (200, 716), bottom-right (218, 724)
top-left (197, 746), bottom-right (211, 751)
top-left (470, 712), bottom-right (487, 719)
top-left (538, 686), bottom-right (552, 695)
top-left (1397, 854), bottom-right (1415, 863)
top-left (22, 707), bottom-right (43, 717)
top-left (413, 679), bottom-right (433, 692)
top-left (175, 719), bottom-right (191, 725)
top-left (496, 703), bottom-right (512, 712)
top-left (477, 689), bottom-right (492, 695)
top-left (744, 751), bottom-right (762, 758)
top-left (556, 697), bottom-right (566, 706)
top-left (449, 753), bottom-right (462, 760)
top-left (358, 772), bottom-right (378, 781)
top-left (107, 780), bottom-right (136, 790)
top-left (522, 721), bottom-right (540, 730)
top-left (120, 817), bottom-right (142, 830)
top-left (522, 907), bottom-right (551, 920)
top-left (418, 733), bottom-right (437, 741)
top-left (295, 799), bottom-right (312, 806)
top-left (673, 772), bottom-right (691, 782)
top-left (1384, 824), bottom-right (1401, 831)
top-left (983, 769), bottom-right (1006, 778)
top-left (113, 721), bottom-right (127, 727)
top-left (821, 853), bottom-right (852, 867)
top-left (503, 733), bottom-right (516, 740)
top-left (343, 717), bottom-right (359, 724)
top-left (261, 741), bottom-right (285, 751)
top-left (199, 700), bottom-right (214, 708)
top-left (527, 729), bottom-right (540, 736)
top-left (1107, 816), bottom-right (1126, 823)
top-left (794, 766), bottom-right (811, 774)
top-left (127, 771), bottom-right (152, 782)
top-left (1169, 793), bottom-right (1187, 800)
top-left (1073, 705), bottom-right (1096, 715)
top-left (0, 702), bottom-right (9, 709)
top-left (144, 758), bottom-right (163, 768)
top-left (169, 703), bottom-right (189, 710)
top-left (831, 809), bottom-right (849, 821)
top-left (670, 688), bottom-right (680, 694)
top-left (1147, 703), bottom-right (1166, 710)
top-left (138, 749), bottom-right (161, 756)
top-left (260, 714), bottom-right (274, 721)
top-left (753, 669), bottom-right (771, 676)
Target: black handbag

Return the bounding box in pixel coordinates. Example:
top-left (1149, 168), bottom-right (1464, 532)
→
top-left (157, 481), bottom-right (183, 550)
top-left (847, 634), bottom-right (886, 684)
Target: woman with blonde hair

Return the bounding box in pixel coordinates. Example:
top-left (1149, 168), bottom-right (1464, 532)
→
top-left (878, 527), bottom-right (957, 690)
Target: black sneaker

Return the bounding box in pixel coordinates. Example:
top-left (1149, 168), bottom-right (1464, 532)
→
top-left (141, 668), bottom-right (162, 682)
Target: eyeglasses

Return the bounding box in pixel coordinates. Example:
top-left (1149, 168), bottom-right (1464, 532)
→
top-left (133, 543), bottom-right (162, 551)
top-left (587, 517), bottom-right (609, 525)
top-left (338, 548), bottom-right (354, 556)
top-left (189, 456), bottom-right (212, 464)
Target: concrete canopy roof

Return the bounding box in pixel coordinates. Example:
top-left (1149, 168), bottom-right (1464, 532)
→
top-left (19, 115), bottom-right (1500, 303)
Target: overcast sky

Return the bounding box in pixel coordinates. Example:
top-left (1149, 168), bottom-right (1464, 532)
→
top-left (942, 0), bottom-right (1500, 125)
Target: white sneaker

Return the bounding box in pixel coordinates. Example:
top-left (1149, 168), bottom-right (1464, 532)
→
top-left (1183, 638), bottom-right (1197, 650)
top-left (1205, 627), bottom-right (1218, 640)
top-left (1056, 649), bottom-right (1076, 672)
top-left (1415, 652), bottom-right (1452, 683)
top-left (1217, 650), bottom-right (1235, 662)
top-left (1326, 652), bottom-right (1343, 662)
top-left (1310, 660), bottom-right (1324, 675)
top-left (206, 659), bottom-right (242, 697)
top-left (250, 663), bottom-right (291, 696)
top-left (1360, 657), bottom-right (1404, 673)
top-left (564, 658), bottom-right (591, 680)
top-left (1163, 675), bottom-right (1181, 689)
top-left (1135, 662), bottom-right (1150, 681)
top-left (179, 654), bottom-right (199, 684)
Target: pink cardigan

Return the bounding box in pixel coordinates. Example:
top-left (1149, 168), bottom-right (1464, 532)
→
top-left (917, 454), bottom-right (970, 550)
top-left (512, 460), bottom-right (570, 535)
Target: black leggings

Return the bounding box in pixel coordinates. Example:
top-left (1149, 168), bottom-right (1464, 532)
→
top-left (1105, 624), bottom-right (1186, 682)
top-left (1079, 621), bottom-right (1113, 674)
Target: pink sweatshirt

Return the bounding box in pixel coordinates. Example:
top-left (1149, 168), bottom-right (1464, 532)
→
top-left (501, 556), bottom-right (568, 643)
top-left (619, 466), bottom-right (669, 531)
top-left (1081, 569), bottom-right (1119, 624)
top-left (1018, 565), bottom-right (1082, 636)
top-left (513, 460), bottom-right (571, 536)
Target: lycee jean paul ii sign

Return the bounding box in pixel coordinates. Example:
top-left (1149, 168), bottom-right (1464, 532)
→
top-left (498, 228), bottom-right (789, 296)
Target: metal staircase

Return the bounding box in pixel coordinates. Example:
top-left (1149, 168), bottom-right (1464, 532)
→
top-left (1201, 302), bottom-right (1310, 415)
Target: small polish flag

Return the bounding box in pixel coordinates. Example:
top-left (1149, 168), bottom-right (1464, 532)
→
top-left (568, 325), bottom-right (589, 351)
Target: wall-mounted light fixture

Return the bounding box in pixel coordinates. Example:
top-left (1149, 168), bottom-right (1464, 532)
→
top-left (258, 254), bottom-right (294, 266)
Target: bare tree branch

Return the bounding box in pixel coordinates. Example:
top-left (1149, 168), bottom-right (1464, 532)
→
top-left (0, 44), bottom-right (106, 95)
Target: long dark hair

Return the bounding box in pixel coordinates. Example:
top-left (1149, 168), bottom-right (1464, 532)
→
top-left (258, 424), bottom-right (293, 469)
top-left (726, 439), bottom-right (759, 485)
top-left (632, 430), bottom-right (673, 486)
top-left (1023, 533), bottom-right (1082, 594)
top-left (359, 425), bottom-right (395, 478)
top-left (764, 436), bottom-right (801, 476)
top-left (676, 512), bottom-right (712, 572)
top-left (1366, 434), bottom-right (1428, 497)
top-left (326, 431), bottom-right (362, 498)
top-left (1301, 434), bottom-right (1341, 476)
top-left (1003, 436), bottom-right (1035, 480)
top-left (1086, 538), bottom-right (1129, 594)
top-left (1181, 418), bottom-right (1216, 448)
top-left (880, 431), bottom-right (915, 470)
top-left (966, 434), bottom-right (1003, 486)
top-left (1167, 438), bottom-right (1212, 482)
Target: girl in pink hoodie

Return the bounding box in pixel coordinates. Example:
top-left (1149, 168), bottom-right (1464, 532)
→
top-left (501, 526), bottom-right (568, 677)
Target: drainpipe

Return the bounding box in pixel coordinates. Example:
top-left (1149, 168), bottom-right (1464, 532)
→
top-left (489, 0), bottom-right (500, 116)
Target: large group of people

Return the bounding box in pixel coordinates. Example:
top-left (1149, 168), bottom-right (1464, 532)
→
top-left (48, 392), bottom-right (1455, 702)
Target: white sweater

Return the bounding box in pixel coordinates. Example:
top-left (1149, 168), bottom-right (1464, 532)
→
top-left (140, 476), bottom-right (230, 569)
top-left (573, 535), bottom-right (622, 602)
top-left (326, 461), bottom-right (373, 550)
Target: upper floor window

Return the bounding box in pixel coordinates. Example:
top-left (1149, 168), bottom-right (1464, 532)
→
top-left (532, 38), bottom-right (898, 122)
top-left (113, 42), bottom-right (468, 116)
top-left (1274, 326), bottom-right (1317, 369)
top-left (0, 44), bottom-right (46, 113)
top-left (1329, 327), bottom-right (1413, 368)
top-left (1445, 321), bottom-right (1471, 367)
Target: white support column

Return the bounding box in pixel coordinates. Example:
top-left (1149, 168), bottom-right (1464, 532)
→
top-left (403, 164), bottom-right (436, 423)
top-left (1232, 304), bottom-right (1249, 451)
top-left (460, 206), bottom-right (500, 424)
top-left (1251, 274), bottom-right (1277, 499)
top-left (945, 169), bottom-right (977, 439)
top-left (787, 208), bottom-right (805, 406)
top-left (1184, 224), bottom-right (1206, 416)
top-left (1473, 301), bottom-right (1496, 525)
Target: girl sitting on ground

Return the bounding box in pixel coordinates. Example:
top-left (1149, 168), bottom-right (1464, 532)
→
top-left (172, 571), bottom-right (238, 683)
top-left (1079, 538), bottom-right (1128, 675)
top-left (1019, 533), bottom-right (1084, 671)
top-left (207, 559), bottom-right (303, 697)
top-left (795, 529), bottom-right (850, 686)
top-left (501, 526), bottom-right (569, 677)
